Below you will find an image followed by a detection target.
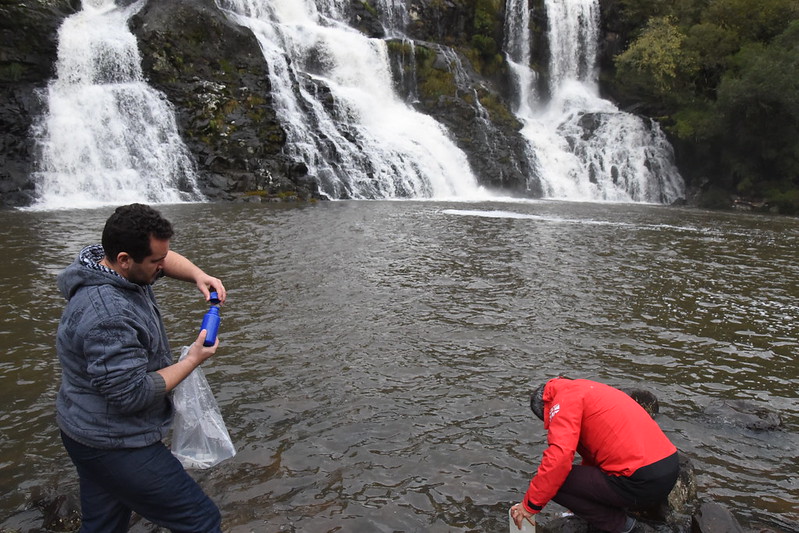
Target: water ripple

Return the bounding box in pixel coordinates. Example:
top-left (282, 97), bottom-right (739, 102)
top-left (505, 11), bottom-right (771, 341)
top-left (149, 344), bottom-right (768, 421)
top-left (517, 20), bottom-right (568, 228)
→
top-left (1, 202), bottom-right (797, 531)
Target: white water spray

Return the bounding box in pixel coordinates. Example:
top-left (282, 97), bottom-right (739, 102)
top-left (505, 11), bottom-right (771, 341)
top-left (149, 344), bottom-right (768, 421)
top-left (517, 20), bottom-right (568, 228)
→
top-left (504, 0), bottom-right (685, 203)
top-left (216, 0), bottom-right (484, 200)
top-left (32, 0), bottom-right (202, 210)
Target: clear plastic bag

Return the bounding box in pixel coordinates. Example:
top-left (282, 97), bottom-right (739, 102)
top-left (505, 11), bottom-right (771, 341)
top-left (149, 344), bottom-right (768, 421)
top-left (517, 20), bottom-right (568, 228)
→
top-left (171, 346), bottom-right (236, 469)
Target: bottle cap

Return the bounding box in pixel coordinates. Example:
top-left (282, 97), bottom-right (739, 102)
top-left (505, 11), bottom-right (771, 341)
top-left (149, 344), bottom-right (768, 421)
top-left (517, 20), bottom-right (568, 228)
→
top-left (209, 291), bottom-right (220, 305)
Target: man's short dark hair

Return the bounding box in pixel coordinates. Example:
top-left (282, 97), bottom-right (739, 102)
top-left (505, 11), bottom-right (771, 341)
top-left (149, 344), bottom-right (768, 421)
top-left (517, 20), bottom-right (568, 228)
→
top-left (530, 382), bottom-right (546, 421)
top-left (102, 204), bottom-right (174, 263)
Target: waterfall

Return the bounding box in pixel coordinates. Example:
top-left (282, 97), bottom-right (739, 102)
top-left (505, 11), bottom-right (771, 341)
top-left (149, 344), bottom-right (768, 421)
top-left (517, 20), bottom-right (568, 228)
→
top-left (31, 0), bottom-right (203, 210)
top-left (504, 0), bottom-right (685, 203)
top-left (503, 0), bottom-right (538, 117)
top-left (215, 0), bottom-right (484, 200)
top-left (392, 38), bottom-right (420, 104)
top-left (374, 0), bottom-right (409, 37)
top-left (546, 0), bottom-right (599, 91)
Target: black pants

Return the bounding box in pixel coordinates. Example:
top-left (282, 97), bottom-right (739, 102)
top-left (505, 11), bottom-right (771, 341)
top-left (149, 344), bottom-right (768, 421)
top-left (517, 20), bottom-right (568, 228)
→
top-left (552, 453), bottom-right (679, 533)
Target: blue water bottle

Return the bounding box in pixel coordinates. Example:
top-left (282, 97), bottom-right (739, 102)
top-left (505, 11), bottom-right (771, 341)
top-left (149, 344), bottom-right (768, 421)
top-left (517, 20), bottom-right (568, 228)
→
top-left (201, 291), bottom-right (221, 346)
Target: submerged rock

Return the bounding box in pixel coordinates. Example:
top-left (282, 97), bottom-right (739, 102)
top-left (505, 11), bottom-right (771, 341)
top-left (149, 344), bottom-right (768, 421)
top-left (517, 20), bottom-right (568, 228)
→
top-left (692, 501), bottom-right (745, 533)
top-left (704, 399), bottom-right (782, 431)
top-left (38, 493), bottom-right (80, 532)
top-left (0, 486), bottom-right (80, 533)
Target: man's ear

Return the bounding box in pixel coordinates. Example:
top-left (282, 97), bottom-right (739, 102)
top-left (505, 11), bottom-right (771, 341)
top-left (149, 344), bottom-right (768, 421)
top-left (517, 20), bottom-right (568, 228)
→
top-left (115, 252), bottom-right (133, 273)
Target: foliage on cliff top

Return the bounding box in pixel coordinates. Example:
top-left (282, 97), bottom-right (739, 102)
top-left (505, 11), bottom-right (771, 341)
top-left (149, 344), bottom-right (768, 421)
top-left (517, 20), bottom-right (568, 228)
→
top-left (611, 0), bottom-right (799, 213)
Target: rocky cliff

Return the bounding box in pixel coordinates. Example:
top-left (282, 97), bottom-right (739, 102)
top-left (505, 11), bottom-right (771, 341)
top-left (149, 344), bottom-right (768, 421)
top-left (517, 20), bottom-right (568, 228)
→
top-left (0, 0), bottom-right (677, 207)
top-left (129, 0), bottom-right (305, 202)
top-left (0, 0), bottom-right (77, 206)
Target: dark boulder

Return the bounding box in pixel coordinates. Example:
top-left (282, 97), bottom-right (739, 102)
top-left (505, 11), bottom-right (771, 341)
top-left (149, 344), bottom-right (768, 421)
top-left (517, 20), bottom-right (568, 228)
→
top-left (38, 493), bottom-right (81, 532)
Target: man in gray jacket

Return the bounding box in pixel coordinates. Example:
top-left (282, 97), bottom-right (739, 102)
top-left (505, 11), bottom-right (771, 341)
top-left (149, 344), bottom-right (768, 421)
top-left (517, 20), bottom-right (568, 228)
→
top-left (56, 203), bottom-right (227, 533)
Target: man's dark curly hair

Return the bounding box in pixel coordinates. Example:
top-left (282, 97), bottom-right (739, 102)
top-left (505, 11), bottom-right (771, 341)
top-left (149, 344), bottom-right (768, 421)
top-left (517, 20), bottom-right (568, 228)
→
top-left (102, 203), bottom-right (174, 263)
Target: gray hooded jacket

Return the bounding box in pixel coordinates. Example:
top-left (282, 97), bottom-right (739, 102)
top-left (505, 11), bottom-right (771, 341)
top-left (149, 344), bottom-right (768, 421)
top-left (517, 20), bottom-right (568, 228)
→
top-left (56, 245), bottom-right (172, 449)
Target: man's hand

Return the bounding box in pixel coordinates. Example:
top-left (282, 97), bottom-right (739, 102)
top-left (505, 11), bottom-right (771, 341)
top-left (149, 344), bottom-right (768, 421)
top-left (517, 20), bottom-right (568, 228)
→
top-left (158, 330), bottom-right (219, 392)
top-left (511, 503), bottom-right (535, 530)
top-left (185, 329), bottom-right (219, 366)
top-left (195, 274), bottom-right (226, 304)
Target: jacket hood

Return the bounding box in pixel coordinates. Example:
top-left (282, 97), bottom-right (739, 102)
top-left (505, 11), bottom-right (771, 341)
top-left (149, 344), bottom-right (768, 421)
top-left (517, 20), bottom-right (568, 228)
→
top-left (57, 244), bottom-right (136, 300)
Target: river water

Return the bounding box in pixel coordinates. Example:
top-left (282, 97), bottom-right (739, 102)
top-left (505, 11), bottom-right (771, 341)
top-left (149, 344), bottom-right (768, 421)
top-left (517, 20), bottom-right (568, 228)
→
top-left (1, 200), bottom-right (797, 532)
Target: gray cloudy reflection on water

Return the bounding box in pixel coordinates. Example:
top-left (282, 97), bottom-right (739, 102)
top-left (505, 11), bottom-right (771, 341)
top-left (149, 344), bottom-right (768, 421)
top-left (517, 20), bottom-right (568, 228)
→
top-left (0, 200), bottom-right (797, 532)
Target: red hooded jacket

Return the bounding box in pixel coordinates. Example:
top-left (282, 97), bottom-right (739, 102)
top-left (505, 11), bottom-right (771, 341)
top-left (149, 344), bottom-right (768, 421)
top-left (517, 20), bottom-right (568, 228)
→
top-left (523, 378), bottom-right (677, 514)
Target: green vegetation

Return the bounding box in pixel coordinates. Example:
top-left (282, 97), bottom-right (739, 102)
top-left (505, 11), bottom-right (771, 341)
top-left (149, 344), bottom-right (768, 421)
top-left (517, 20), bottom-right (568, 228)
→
top-left (610, 0), bottom-right (799, 213)
top-left (413, 44), bottom-right (458, 101)
top-left (469, 0), bottom-right (505, 75)
top-left (474, 89), bottom-right (517, 125)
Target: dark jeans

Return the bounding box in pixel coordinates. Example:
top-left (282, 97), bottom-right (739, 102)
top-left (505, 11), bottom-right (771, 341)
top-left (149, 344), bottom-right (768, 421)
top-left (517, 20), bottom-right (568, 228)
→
top-left (552, 465), bottom-right (636, 533)
top-left (61, 431), bottom-right (222, 533)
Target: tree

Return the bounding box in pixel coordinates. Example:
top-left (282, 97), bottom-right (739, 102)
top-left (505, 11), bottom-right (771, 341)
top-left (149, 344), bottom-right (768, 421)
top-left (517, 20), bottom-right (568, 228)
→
top-left (683, 22), bottom-right (740, 97)
top-left (702, 0), bottom-right (799, 42)
top-left (714, 20), bottom-right (799, 211)
top-left (613, 16), bottom-right (697, 107)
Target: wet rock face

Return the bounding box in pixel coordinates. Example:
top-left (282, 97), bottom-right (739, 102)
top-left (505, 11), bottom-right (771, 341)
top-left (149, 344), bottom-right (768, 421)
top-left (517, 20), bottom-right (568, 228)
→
top-left (385, 39), bottom-right (536, 197)
top-left (0, 0), bottom-right (75, 83)
top-left (0, 0), bottom-right (78, 207)
top-left (0, 87), bottom-right (40, 207)
top-left (130, 0), bottom-right (314, 202)
top-left (0, 0), bottom-right (570, 205)
top-left (128, 0), bottom-right (532, 202)
top-left (406, 0), bottom-right (470, 43)
top-left (703, 399), bottom-right (782, 431)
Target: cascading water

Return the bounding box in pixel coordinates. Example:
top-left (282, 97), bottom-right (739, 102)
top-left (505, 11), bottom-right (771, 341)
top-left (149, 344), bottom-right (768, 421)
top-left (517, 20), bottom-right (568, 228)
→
top-left (373, 0), bottom-right (409, 37)
top-left (215, 0), bottom-right (484, 200)
top-left (31, 0), bottom-right (203, 210)
top-left (504, 0), bottom-right (685, 203)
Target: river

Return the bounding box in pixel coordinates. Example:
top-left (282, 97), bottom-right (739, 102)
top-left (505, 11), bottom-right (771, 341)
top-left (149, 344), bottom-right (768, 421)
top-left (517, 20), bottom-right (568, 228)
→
top-left (0, 200), bottom-right (797, 532)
